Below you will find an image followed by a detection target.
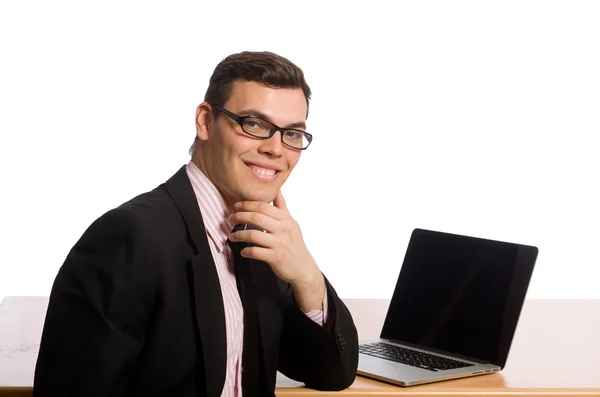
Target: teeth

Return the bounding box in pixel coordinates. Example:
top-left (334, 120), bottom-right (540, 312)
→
top-left (250, 166), bottom-right (276, 176)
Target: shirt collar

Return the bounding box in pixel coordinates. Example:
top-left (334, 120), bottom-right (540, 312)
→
top-left (185, 161), bottom-right (234, 253)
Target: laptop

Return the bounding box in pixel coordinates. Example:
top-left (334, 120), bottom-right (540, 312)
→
top-left (357, 228), bottom-right (538, 386)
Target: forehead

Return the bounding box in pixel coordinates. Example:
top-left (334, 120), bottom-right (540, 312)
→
top-left (224, 80), bottom-right (308, 125)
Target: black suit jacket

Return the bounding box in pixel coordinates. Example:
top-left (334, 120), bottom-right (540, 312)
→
top-left (34, 166), bottom-right (358, 397)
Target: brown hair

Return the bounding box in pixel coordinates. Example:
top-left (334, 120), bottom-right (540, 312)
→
top-left (191, 51), bottom-right (311, 153)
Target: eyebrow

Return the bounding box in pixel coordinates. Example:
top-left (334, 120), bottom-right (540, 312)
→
top-left (239, 108), bottom-right (307, 130)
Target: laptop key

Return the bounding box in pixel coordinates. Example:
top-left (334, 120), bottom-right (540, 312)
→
top-left (360, 350), bottom-right (439, 371)
top-left (359, 342), bottom-right (473, 371)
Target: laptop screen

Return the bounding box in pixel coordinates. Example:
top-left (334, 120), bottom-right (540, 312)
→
top-left (380, 229), bottom-right (537, 368)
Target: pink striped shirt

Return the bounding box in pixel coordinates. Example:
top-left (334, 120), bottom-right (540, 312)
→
top-left (186, 161), bottom-right (327, 397)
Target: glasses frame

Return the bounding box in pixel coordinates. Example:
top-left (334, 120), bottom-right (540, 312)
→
top-left (210, 104), bottom-right (312, 150)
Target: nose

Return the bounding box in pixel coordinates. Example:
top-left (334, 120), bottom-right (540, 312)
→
top-left (257, 130), bottom-right (284, 157)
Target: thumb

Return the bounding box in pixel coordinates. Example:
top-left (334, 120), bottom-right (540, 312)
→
top-left (273, 190), bottom-right (288, 211)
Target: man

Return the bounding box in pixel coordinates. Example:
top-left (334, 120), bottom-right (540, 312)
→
top-left (34, 51), bottom-right (358, 397)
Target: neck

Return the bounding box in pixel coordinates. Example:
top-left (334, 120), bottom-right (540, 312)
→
top-left (190, 153), bottom-right (238, 208)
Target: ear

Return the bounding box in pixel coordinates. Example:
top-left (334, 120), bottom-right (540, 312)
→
top-left (195, 102), bottom-right (213, 142)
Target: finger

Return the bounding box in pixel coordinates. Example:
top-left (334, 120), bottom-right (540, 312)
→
top-left (229, 228), bottom-right (277, 248)
top-left (240, 245), bottom-right (278, 265)
top-left (273, 190), bottom-right (288, 212)
top-left (229, 211), bottom-right (280, 233)
top-left (233, 201), bottom-right (286, 221)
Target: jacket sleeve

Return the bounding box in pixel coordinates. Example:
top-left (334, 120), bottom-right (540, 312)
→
top-left (34, 208), bottom-right (157, 397)
top-left (277, 275), bottom-right (359, 391)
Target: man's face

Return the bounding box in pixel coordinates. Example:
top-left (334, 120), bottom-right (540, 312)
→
top-left (194, 80), bottom-right (307, 205)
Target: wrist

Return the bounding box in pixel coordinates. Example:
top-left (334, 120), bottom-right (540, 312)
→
top-left (292, 266), bottom-right (324, 295)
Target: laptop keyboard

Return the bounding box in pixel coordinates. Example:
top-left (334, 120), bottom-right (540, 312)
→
top-left (359, 342), bottom-right (474, 372)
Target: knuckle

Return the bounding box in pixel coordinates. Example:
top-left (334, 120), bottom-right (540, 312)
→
top-left (251, 212), bottom-right (262, 224)
top-left (275, 250), bottom-right (284, 264)
top-left (282, 224), bottom-right (294, 236)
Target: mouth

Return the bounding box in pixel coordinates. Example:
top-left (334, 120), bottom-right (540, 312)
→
top-left (244, 162), bottom-right (281, 182)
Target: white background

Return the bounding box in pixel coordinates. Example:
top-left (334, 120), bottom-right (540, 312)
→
top-left (1, 1), bottom-right (599, 301)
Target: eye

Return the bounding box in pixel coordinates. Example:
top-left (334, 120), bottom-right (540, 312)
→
top-left (244, 118), bottom-right (262, 129)
top-left (283, 130), bottom-right (303, 140)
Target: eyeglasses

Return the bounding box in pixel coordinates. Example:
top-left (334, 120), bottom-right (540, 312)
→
top-left (211, 104), bottom-right (313, 150)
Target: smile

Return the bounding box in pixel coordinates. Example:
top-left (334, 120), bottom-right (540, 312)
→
top-left (245, 163), bottom-right (280, 182)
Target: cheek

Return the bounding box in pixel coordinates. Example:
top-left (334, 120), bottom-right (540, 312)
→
top-left (216, 134), bottom-right (243, 164)
top-left (221, 138), bottom-right (255, 182)
top-left (287, 152), bottom-right (302, 170)
top-left (224, 132), bottom-right (253, 157)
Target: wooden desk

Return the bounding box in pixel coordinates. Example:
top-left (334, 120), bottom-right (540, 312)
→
top-left (1, 297), bottom-right (599, 396)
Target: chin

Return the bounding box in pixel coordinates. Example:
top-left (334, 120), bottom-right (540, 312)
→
top-left (239, 189), bottom-right (276, 203)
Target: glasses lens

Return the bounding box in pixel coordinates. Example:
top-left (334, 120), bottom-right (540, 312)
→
top-left (242, 117), bottom-right (311, 149)
top-left (282, 130), bottom-right (310, 149)
top-left (242, 118), bottom-right (272, 138)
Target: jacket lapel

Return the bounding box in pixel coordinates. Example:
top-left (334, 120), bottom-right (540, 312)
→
top-left (248, 260), bottom-right (283, 388)
top-left (164, 166), bottom-right (227, 397)
top-left (233, 243), bottom-right (283, 393)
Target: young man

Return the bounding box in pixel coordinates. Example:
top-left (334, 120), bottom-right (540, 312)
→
top-left (34, 51), bottom-right (358, 397)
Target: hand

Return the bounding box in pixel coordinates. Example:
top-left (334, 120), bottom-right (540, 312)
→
top-left (229, 191), bottom-right (325, 311)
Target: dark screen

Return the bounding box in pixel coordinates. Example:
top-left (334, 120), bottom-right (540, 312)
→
top-left (381, 229), bottom-right (537, 368)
